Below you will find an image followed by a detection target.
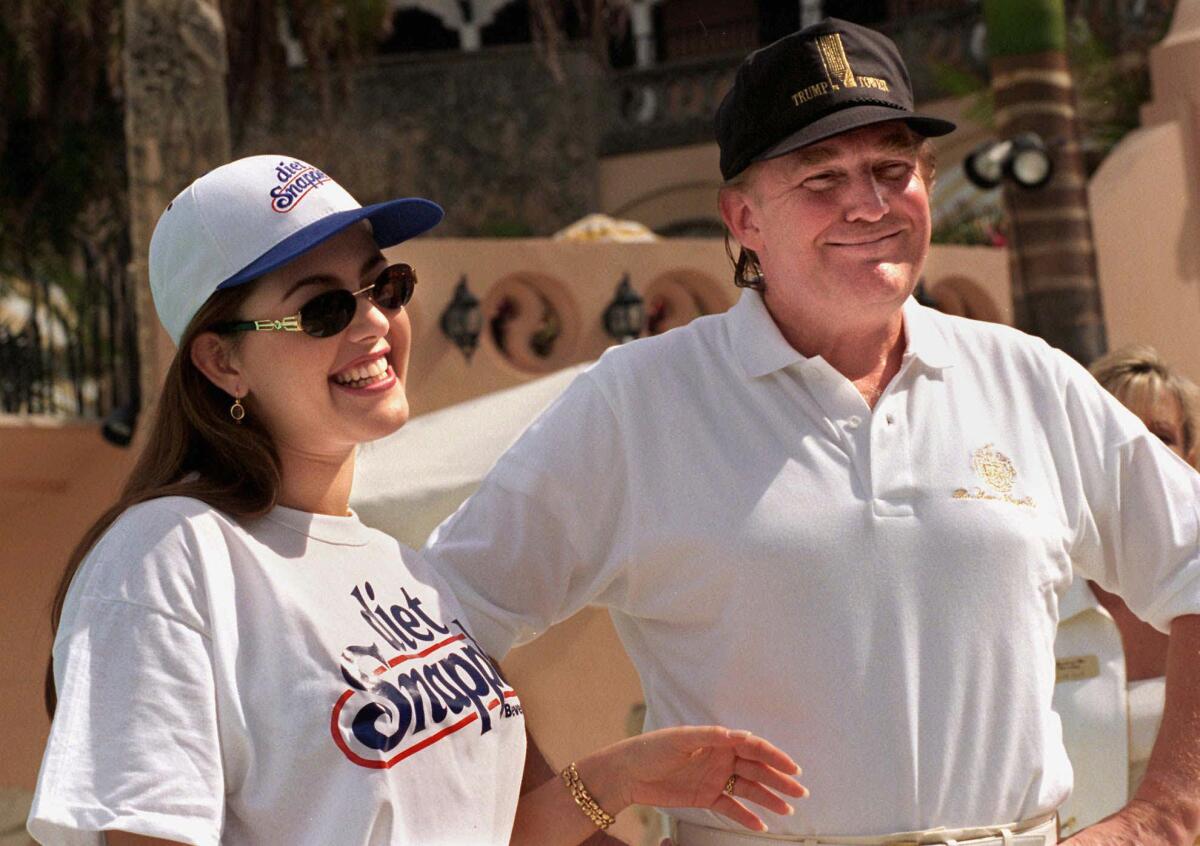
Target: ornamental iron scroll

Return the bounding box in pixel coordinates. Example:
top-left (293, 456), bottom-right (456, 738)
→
top-left (643, 270), bottom-right (727, 337)
top-left (482, 273), bottom-right (580, 374)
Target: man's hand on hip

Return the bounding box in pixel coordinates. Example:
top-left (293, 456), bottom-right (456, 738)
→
top-left (1072, 614), bottom-right (1200, 845)
top-left (1063, 797), bottom-right (1195, 845)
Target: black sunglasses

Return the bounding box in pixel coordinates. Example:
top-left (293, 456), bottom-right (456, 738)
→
top-left (214, 263), bottom-right (417, 338)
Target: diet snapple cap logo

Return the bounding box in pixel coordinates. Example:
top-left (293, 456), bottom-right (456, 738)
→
top-left (270, 159), bottom-right (332, 213)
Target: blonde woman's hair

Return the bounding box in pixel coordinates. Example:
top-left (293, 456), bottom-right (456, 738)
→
top-left (1089, 344), bottom-right (1200, 467)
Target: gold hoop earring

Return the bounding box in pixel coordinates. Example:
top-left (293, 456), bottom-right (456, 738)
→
top-left (230, 396), bottom-right (246, 423)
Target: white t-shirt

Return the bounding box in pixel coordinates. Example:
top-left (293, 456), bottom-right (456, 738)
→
top-left (29, 497), bottom-right (526, 846)
top-left (423, 290), bottom-right (1200, 837)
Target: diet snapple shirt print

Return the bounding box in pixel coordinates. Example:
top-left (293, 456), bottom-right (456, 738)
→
top-left (332, 579), bottom-right (522, 768)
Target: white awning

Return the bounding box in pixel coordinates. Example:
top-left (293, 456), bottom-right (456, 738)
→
top-left (351, 363), bottom-right (590, 547)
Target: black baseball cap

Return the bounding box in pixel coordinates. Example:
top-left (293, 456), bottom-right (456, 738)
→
top-left (715, 18), bottom-right (956, 180)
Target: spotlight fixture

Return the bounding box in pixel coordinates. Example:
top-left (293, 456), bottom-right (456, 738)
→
top-left (1006, 133), bottom-right (1054, 189)
top-left (440, 275), bottom-right (483, 360)
top-left (602, 274), bottom-right (645, 344)
top-left (964, 132), bottom-right (1054, 191)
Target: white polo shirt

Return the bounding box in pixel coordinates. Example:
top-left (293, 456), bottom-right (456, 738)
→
top-left (424, 289), bottom-right (1200, 837)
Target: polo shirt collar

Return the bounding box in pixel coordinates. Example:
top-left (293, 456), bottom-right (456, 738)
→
top-left (728, 288), bottom-right (806, 378)
top-left (900, 296), bottom-right (955, 371)
top-left (728, 288), bottom-right (956, 380)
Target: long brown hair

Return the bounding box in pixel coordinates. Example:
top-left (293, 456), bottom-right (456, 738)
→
top-left (45, 284), bottom-right (282, 716)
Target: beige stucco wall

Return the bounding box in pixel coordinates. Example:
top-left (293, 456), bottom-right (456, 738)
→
top-left (598, 143), bottom-right (724, 232)
top-left (0, 421), bottom-right (140, 793)
top-left (1090, 1), bottom-right (1200, 385)
top-left (1090, 121), bottom-right (1200, 384)
top-left (393, 238), bottom-right (737, 416)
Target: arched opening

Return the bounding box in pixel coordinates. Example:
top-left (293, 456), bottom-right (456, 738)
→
top-left (482, 0), bottom-right (532, 47)
top-left (822, 0), bottom-right (888, 26)
top-left (758, 2), bottom-right (801, 44)
top-left (658, 0), bottom-right (757, 61)
top-left (380, 8), bottom-right (460, 54)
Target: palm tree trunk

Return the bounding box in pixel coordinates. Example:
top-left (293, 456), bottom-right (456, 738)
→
top-left (984, 0), bottom-right (1108, 365)
top-left (122, 0), bottom-right (232, 406)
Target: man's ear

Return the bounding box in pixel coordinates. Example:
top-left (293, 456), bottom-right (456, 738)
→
top-left (190, 331), bottom-right (246, 397)
top-left (718, 183), bottom-right (765, 253)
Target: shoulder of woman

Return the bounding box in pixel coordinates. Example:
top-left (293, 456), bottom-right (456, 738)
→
top-left (70, 496), bottom-right (233, 623)
top-left (102, 495), bottom-right (230, 555)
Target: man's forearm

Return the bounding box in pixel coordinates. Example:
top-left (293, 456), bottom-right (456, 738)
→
top-left (1132, 613), bottom-right (1200, 839)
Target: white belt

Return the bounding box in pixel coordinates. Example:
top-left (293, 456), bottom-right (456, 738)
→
top-left (672, 813), bottom-right (1058, 846)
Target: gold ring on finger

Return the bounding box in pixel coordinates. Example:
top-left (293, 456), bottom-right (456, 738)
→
top-left (723, 774), bottom-right (738, 795)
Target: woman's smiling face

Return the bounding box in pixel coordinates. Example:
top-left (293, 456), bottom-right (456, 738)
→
top-left (217, 223), bottom-right (414, 457)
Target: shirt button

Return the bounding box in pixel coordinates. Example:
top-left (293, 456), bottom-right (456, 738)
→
top-left (885, 414), bottom-right (895, 425)
top-left (847, 415), bottom-right (862, 429)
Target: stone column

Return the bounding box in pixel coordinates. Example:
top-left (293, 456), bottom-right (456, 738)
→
top-left (123, 0), bottom-right (231, 413)
top-left (460, 24), bottom-right (481, 51)
top-left (630, 0), bottom-right (658, 68)
top-left (801, 0), bottom-right (824, 28)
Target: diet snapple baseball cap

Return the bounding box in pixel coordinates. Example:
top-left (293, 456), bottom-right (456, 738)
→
top-left (149, 155), bottom-right (444, 345)
top-left (715, 18), bottom-right (956, 180)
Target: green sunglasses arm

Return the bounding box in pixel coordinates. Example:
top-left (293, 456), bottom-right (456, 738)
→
top-left (216, 315), bottom-right (304, 334)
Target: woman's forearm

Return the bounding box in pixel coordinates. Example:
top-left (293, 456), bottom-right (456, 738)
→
top-left (510, 745), bottom-right (631, 846)
top-left (509, 725), bottom-right (805, 845)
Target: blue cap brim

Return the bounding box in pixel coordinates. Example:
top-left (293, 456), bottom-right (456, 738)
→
top-left (217, 197), bottom-right (444, 290)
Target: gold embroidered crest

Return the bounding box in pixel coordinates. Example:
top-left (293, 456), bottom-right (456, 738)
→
top-left (952, 444), bottom-right (1036, 509)
top-left (971, 443), bottom-right (1015, 493)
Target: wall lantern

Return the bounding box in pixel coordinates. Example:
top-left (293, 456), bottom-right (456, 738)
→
top-left (964, 132), bottom-right (1054, 191)
top-left (440, 275), bottom-right (483, 360)
top-left (602, 274), bottom-right (645, 343)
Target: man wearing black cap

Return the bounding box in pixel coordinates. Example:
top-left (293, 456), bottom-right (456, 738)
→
top-left (424, 18), bottom-right (1200, 846)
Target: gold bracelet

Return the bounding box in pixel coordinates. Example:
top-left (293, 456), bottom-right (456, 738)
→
top-left (560, 761), bottom-right (616, 830)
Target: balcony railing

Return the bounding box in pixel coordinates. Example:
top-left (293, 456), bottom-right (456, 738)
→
top-left (602, 52), bottom-right (742, 157)
top-left (602, 5), bottom-right (988, 157)
top-left (0, 259), bottom-right (138, 421)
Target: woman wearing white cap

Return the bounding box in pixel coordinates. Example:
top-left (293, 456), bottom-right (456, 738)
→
top-left (27, 156), bottom-right (805, 846)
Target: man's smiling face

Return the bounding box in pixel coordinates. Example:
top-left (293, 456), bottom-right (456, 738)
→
top-left (733, 121), bottom-right (933, 327)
